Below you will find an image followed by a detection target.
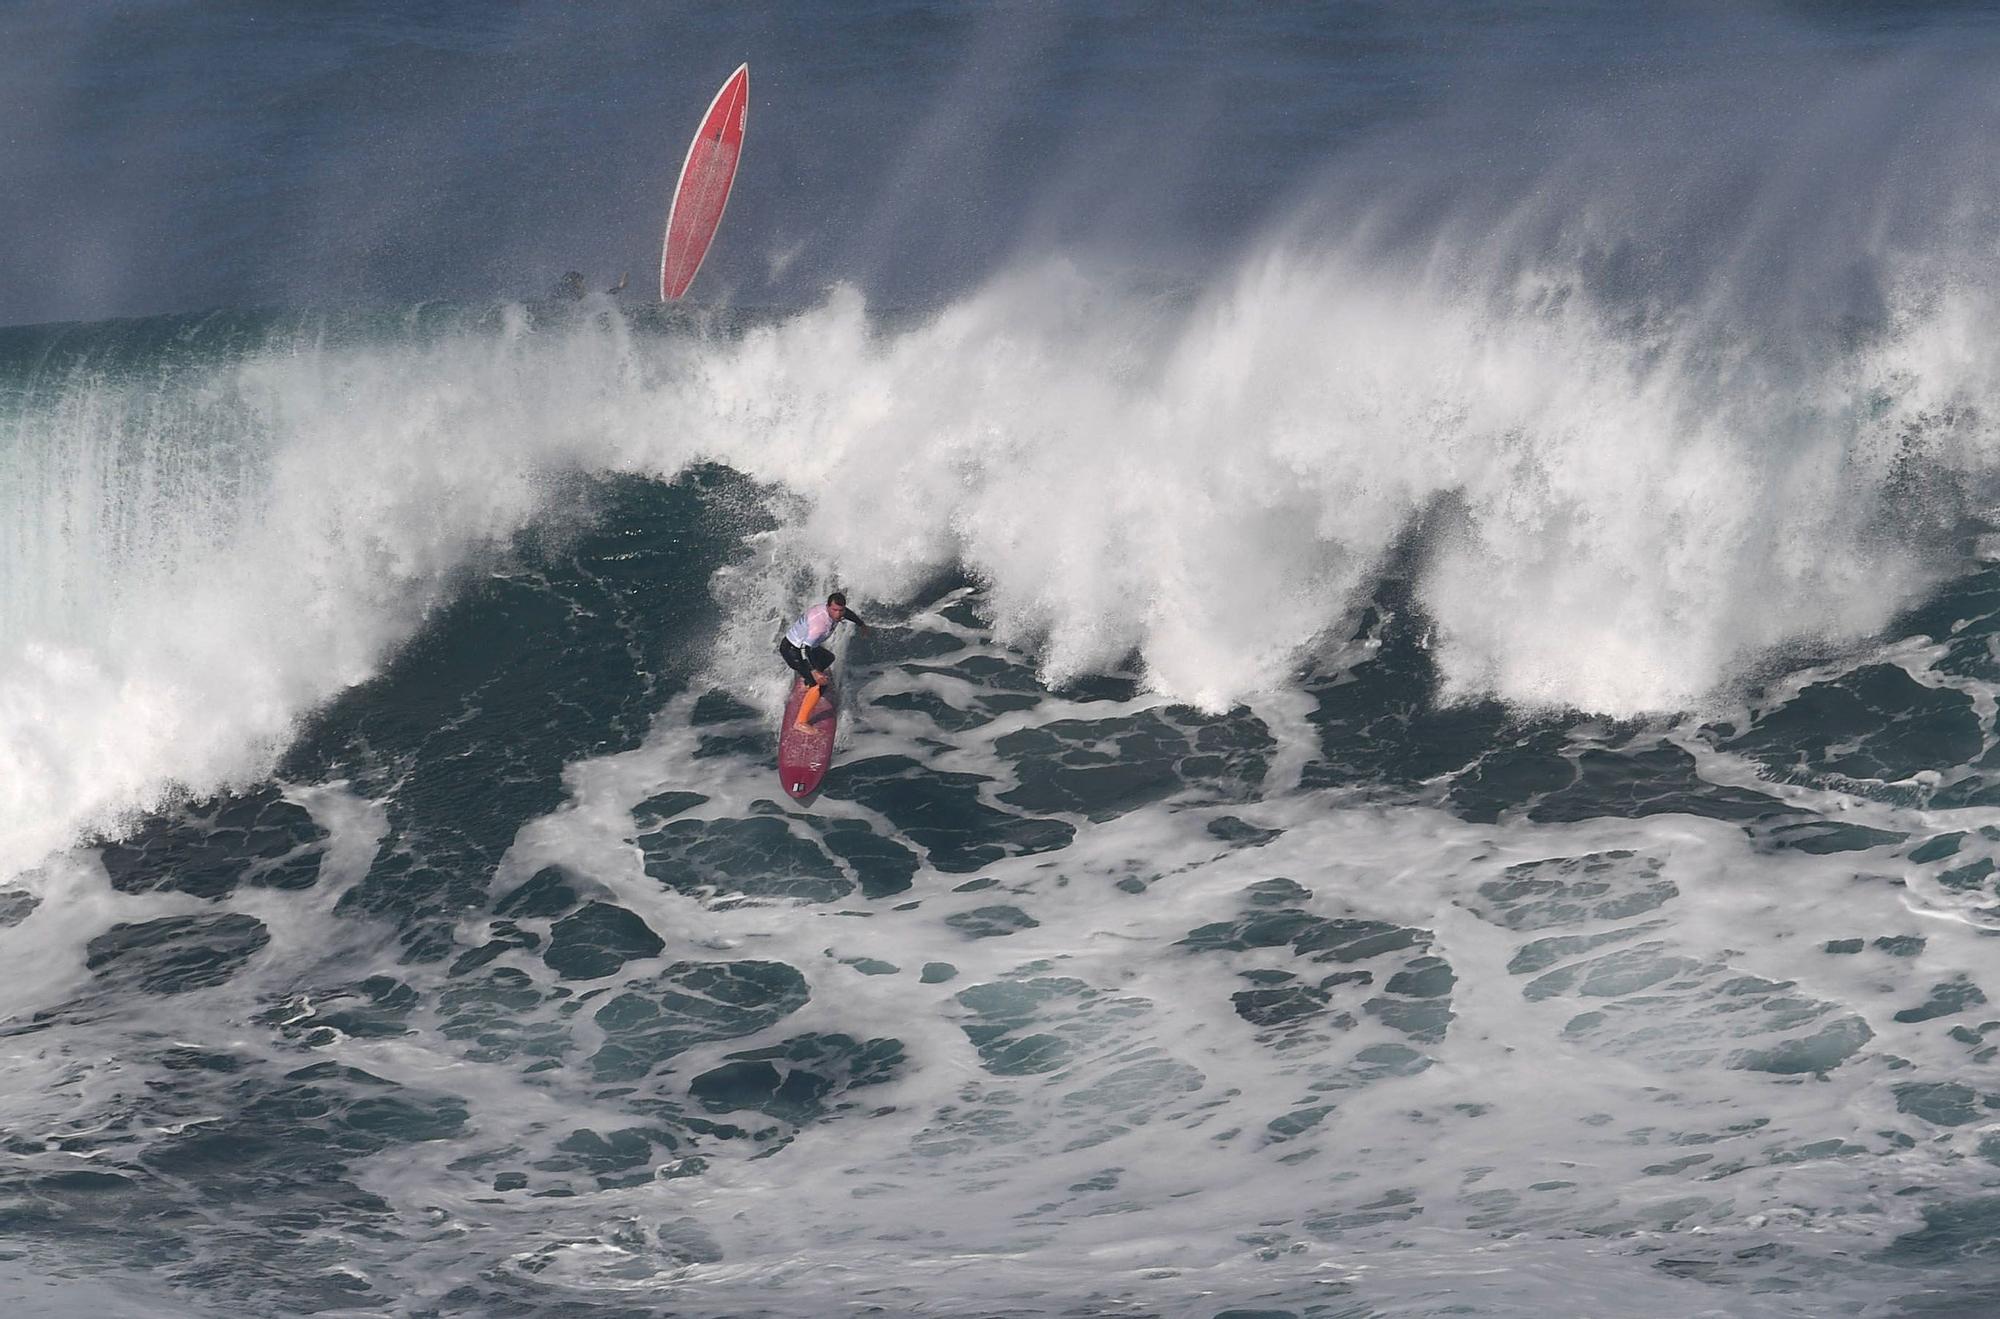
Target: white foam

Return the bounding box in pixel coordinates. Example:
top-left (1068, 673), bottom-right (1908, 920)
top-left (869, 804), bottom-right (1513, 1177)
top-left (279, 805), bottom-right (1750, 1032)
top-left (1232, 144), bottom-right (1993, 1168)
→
top-left (8, 216), bottom-right (2000, 876)
top-left (304, 656), bottom-right (1998, 1316)
top-left (1, 586), bottom-right (1989, 1313)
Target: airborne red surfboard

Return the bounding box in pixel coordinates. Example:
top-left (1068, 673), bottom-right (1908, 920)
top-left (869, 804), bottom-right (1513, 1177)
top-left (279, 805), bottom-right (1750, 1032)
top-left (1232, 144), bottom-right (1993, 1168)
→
top-left (778, 678), bottom-right (837, 799)
top-left (661, 63), bottom-right (748, 301)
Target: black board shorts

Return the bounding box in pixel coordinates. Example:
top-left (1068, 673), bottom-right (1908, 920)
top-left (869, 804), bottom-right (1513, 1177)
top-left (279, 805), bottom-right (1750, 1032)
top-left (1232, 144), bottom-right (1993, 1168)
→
top-left (779, 638), bottom-right (834, 685)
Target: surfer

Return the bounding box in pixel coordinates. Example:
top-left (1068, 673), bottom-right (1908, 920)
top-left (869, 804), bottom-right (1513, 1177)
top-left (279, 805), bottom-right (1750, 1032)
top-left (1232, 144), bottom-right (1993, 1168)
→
top-left (780, 591), bottom-right (867, 730)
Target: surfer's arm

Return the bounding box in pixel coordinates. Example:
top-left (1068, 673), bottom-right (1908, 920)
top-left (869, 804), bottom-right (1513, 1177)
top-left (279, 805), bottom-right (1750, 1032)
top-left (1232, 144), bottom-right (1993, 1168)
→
top-left (844, 611), bottom-right (869, 632)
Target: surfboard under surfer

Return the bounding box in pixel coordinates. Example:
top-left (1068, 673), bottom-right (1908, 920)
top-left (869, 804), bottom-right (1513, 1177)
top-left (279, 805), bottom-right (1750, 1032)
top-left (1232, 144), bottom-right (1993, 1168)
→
top-left (780, 591), bottom-right (867, 730)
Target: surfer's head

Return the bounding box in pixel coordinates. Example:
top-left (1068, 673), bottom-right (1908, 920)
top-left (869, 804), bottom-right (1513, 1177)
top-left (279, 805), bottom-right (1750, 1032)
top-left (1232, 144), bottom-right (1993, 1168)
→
top-left (826, 591), bottom-right (847, 619)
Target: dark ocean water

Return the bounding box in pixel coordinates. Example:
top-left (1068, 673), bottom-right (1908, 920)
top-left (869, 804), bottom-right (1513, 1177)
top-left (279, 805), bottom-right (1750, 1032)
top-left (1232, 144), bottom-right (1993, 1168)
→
top-left (9, 4), bottom-right (2000, 1317)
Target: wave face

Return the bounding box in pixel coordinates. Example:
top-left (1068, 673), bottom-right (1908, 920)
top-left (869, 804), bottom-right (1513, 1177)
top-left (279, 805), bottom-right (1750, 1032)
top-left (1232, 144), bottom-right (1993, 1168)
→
top-left (2, 267), bottom-right (1999, 1316)
top-left (10, 6), bottom-right (2000, 1318)
top-left (8, 209), bottom-right (2000, 874)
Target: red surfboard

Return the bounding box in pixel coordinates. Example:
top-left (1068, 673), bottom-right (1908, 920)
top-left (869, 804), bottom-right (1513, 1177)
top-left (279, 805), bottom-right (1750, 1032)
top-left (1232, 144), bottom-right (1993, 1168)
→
top-left (661, 63), bottom-right (748, 301)
top-left (778, 678), bottom-right (838, 799)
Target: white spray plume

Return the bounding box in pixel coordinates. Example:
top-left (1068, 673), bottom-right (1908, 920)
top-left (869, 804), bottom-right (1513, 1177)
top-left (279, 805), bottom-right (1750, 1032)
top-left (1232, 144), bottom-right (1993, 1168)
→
top-left (6, 221), bottom-right (2000, 878)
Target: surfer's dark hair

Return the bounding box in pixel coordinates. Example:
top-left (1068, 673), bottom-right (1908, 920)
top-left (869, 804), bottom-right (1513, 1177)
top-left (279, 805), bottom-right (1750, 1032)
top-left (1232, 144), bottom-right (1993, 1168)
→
top-left (827, 591), bottom-right (847, 607)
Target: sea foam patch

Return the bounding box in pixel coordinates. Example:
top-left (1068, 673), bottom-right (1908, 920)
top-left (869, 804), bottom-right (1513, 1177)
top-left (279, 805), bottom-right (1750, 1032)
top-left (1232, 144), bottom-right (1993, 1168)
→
top-left (2, 572), bottom-right (1998, 1315)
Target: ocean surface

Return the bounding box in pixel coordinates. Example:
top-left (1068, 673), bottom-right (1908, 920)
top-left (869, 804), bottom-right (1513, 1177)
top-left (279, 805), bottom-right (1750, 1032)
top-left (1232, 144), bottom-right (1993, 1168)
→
top-left (8, 4), bottom-right (2000, 1316)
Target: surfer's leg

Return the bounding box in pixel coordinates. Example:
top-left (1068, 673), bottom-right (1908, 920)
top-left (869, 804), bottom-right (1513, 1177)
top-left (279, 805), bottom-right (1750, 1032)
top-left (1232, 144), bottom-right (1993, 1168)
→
top-left (795, 684), bottom-right (821, 728)
top-left (792, 643), bottom-right (832, 727)
top-left (779, 639), bottom-right (816, 685)
top-left (788, 639), bottom-right (828, 731)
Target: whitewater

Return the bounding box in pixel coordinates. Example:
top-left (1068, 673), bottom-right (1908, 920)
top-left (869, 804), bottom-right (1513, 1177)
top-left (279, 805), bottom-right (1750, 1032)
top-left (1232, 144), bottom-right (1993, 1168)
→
top-left (8, 4), bottom-right (2000, 1316)
top-left (11, 228), bottom-right (1995, 871)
